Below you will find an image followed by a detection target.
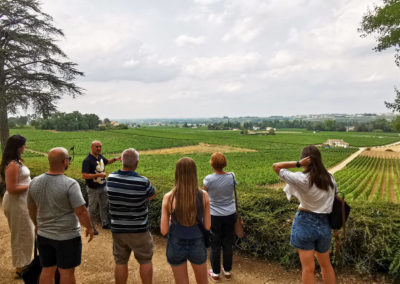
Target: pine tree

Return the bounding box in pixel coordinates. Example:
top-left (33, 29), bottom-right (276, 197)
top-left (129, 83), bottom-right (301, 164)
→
top-left (0, 0), bottom-right (84, 152)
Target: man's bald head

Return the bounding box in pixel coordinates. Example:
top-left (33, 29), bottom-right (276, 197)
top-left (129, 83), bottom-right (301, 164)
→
top-left (91, 141), bottom-right (102, 156)
top-left (48, 147), bottom-right (69, 171)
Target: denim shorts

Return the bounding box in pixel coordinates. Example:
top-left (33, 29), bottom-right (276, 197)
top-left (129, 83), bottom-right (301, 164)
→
top-left (290, 210), bottom-right (332, 253)
top-left (166, 234), bottom-right (207, 266)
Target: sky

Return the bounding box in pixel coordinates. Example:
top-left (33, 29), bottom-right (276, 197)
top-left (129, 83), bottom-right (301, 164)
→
top-left (37, 0), bottom-right (400, 119)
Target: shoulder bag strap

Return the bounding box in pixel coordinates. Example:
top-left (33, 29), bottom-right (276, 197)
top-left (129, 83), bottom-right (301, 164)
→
top-left (341, 195), bottom-right (346, 238)
top-left (231, 173), bottom-right (238, 210)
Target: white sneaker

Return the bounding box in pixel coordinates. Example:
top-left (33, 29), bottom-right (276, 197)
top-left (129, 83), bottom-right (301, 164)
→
top-left (223, 268), bottom-right (231, 280)
top-left (208, 269), bottom-right (220, 282)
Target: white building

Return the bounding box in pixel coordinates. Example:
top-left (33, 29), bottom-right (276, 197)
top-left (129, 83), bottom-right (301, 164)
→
top-left (323, 139), bottom-right (349, 148)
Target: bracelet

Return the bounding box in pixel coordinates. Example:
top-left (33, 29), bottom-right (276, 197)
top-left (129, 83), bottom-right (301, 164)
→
top-left (296, 161), bottom-right (301, 168)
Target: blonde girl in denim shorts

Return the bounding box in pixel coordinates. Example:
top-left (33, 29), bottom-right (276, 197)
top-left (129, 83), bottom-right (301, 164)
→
top-left (161, 157), bottom-right (211, 284)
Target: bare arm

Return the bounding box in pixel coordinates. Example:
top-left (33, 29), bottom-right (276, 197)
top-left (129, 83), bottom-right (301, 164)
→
top-left (82, 172), bottom-right (106, 179)
top-left (272, 157), bottom-right (311, 175)
top-left (74, 205), bottom-right (94, 242)
top-left (147, 192), bottom-right (156, 201)
top-left (202, 190), bottom-right (211, 230)
top-left (106, 156), bottom-right (121, 165)
top-left (5, 162), bottom-right (29, 194)
top-left (160, 192), bottom-right (172, 236)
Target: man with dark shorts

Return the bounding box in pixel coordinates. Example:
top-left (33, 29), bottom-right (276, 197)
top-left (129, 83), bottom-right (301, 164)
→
top-left (107, 148), bottom-right (156, 284)
top-left (82, 140), bottom-right (120, 234)
top-left (28, 147), bottom-right (94, 284)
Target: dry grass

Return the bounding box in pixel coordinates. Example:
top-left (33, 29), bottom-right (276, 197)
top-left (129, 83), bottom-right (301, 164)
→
top-left (361, 144), bottom-right (400, 159)
top-left (140, 143), bottom-right (257, 155)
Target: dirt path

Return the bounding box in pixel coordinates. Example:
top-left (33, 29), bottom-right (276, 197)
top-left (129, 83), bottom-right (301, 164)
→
top-left (328, 147), bottom-right (365, 175)
top-left (0, 210), bottom-right (391, 283)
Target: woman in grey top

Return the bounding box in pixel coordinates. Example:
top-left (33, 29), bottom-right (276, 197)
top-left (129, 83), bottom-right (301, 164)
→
top-left (0, 135), bottom-right (34, 279)
top-left (203, 152), bottom-right (236, 282)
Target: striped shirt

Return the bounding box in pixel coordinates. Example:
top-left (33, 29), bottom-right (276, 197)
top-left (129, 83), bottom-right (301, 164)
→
top-left (107, 170), bottom-right (156, 233)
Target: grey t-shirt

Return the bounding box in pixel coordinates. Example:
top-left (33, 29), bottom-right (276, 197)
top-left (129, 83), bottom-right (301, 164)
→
top-left (28, 173), bottom-right (86, 241)
top-left (203, 172), bottom-right (236, 216)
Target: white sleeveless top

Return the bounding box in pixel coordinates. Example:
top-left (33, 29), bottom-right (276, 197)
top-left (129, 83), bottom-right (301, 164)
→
top-left (17, 164), bottom-right (31, 186)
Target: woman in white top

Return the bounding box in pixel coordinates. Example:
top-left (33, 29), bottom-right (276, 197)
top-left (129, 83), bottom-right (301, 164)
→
top-left (273, 145), bottom-right (336, 284)
top-left (203, 152), bottom-right (236, 282)
top-left (0, 135), bottom-right (34, 278)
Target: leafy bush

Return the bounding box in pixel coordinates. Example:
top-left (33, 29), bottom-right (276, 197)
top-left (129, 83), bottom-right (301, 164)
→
top-left (234, 193), bottom-right (400, 278)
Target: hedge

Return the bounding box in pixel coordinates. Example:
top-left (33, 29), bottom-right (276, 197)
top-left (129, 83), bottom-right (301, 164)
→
top-left (2, 179), bottom-right (400, 279)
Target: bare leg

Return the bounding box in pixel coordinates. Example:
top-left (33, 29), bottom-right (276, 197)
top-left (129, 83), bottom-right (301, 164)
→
top-left (39, 266), bottom-right (57, 284)
top-left (171, 262), bottom-right (189, 284)
top-left (58, 267), bottom-right (76, 284)
top-left (315, 251), bottom-right (336, 284)
top-left (190, 262), bottom-right (208, 284)
top-left (298, 249), bottom-right (316, 284)
top-left (139, 262), bottom-right (153, 284)
top-left (115, 264), bottom-right (128, 284)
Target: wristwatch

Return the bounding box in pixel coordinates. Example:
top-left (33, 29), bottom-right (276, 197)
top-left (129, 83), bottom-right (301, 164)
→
top-left (296, 161), bottom-right (301, 168)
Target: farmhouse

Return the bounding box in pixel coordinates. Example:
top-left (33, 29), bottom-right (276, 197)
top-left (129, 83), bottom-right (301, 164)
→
top-left (323, 139), bottom-right (349, 148)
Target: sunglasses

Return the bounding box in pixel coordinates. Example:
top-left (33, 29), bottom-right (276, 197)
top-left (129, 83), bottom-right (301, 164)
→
top-left (69, 146), bottom-right (75, 162)
top-left (64, 156), bottom-right (72, 161)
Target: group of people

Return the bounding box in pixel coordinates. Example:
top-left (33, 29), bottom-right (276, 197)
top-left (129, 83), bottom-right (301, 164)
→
top-left (0, 134), bottom-right (337, 284)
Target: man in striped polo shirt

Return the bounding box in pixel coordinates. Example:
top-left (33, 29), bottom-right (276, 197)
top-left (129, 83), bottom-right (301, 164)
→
top-left (107, 148), bottom-right (156, 284)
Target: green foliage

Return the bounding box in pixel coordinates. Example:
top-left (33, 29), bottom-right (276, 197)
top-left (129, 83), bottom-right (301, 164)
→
top-left (339, 201), bottom-right (400, 277)
top-left (0, 0), bottom-right (83, 152)
top-left (392, 114), bottom-right (400, 131)
top-left (32, 111), bottom-right (100, 131)
top-left (360, 0), bottom-right (400, 66)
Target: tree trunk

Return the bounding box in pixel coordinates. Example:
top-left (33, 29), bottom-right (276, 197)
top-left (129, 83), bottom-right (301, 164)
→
top-left (0, 101), bottom-right (9, 154)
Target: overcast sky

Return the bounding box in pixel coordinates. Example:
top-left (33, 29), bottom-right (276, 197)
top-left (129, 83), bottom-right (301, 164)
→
top-left (38, 0), bottom-right (399, 119)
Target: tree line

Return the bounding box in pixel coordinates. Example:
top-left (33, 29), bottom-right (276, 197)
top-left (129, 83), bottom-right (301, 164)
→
top-left (9, 111), bottom-right (131, 131)
top-left (208, 118), bottom-right (396, 132)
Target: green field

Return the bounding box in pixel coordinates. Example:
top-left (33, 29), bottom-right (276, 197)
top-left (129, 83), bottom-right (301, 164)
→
top-left (10, 127), bottom-right (398, 188)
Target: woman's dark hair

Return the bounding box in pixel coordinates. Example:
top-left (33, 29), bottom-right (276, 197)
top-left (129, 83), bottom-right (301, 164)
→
top-left (301, 145), bottom-right (333, 191)
top-left (0, 135), bottom-right (26, 181)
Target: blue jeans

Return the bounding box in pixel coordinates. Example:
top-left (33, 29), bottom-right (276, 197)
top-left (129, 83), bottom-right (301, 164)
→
top-left (166, 234), bottom-right (207, 266)
top-left (290, 210), bottom-right (332, 253)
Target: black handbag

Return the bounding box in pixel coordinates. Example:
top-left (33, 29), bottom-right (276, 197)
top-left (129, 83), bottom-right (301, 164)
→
top-left (328, 194), bottom-right (350, 230)
top-left (21, 241), bottom-right (41, 284)
top-left (21, 239), bottom-right (60, 284)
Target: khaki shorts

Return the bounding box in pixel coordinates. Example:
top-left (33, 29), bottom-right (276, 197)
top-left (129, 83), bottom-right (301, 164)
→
top-left (112, 231), bottom-right (153, 265)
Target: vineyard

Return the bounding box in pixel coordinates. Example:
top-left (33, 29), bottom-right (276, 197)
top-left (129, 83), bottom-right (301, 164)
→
top-left (8, 127), bottom-right (366, 187)
top-left (334, 154), bottom-right (400, 203)
top-left (7, 127), bottom-right (400, 198)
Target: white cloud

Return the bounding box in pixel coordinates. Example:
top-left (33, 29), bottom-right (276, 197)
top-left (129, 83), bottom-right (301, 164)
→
top-left (175, 35), bottom-right (205, 47)
top-left (38, 0), bottom-right (400, 118)
top-left (194, 0), bottom-right (222, 5)
top-left (184, 53), bottom-right (263, 77)
top-left (222, 17), bottom-right (261, 42)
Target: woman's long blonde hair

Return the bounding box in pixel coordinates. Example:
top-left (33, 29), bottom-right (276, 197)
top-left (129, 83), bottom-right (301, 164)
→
top-left (173, 157), bottom-right (201, 226)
